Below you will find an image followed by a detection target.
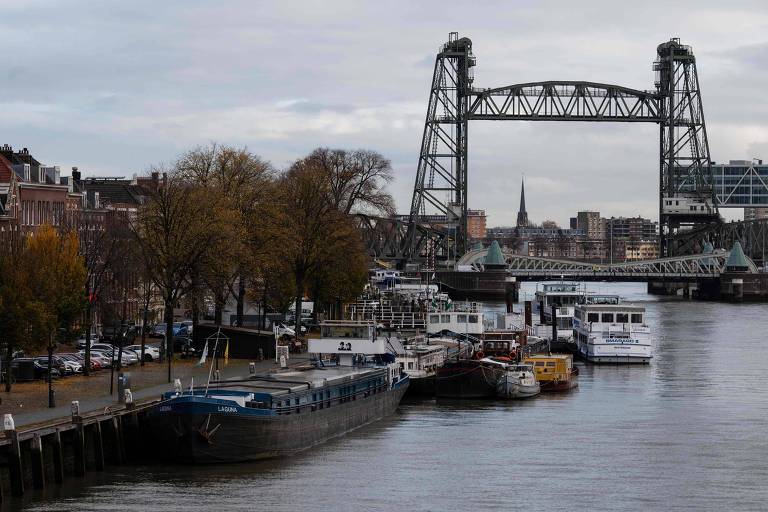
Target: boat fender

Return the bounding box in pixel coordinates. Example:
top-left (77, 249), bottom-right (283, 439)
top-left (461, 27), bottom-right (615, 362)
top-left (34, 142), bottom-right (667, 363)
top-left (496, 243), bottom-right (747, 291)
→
top-left (475, 351), bottom-right (485, 360)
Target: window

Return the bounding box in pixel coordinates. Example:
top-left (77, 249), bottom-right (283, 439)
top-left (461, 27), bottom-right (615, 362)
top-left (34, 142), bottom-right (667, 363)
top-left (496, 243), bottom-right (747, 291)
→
top-left (631, 314), bottom-right (643, 324)
top-left (408, 362), bottom-right (414, 370)
top-left (441, 315), bottom-right (450, 323)
top-left (546, 362), bottom-right (556, 367)
top-left (468, 315), bottom-right (478, 323)
top-left (616, 313), bottom-right (629, 323)
top-left (587, 313), bottom-right (599, 322)
top-left (601, 313), bottom-right (614, 323)
top-left (457, 314), bottom-right (467, 323)
top-left (535, 361), bottom-right (545, 367)
top-left (430, 315), bottom-right (440, 323)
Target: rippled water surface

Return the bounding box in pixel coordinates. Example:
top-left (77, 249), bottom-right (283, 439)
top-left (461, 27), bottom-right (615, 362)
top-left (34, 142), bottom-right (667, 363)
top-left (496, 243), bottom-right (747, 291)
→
top-left (17, 284), bottom-right (768, 511)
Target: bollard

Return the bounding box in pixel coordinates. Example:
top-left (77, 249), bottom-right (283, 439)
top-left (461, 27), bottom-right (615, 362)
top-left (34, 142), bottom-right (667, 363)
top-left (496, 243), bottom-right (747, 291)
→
top-left (51, 430), bottom-right (64, 484)
top-left (124, 388), bottom-right (134, 408)
top-left (280, 355), bottom-right (287, 369)
top-left (31, 434), bottom-right (45, 490)
top-left (214, 369), bottom-right (220, 381)
top-left (249, 362), bottom-right (256, 374)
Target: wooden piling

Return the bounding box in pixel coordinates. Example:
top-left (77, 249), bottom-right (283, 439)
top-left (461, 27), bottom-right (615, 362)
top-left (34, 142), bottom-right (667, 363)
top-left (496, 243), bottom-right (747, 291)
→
top-left (30, 434), bottom-right (45, 490)
top-left (8, 430), bottom-right (24, 496)
top-left (93, 421), bottom-right (105, 471)
top-left (51, 430), bottom-right (65, 484)
top-left (73, 421), bottom-right (86, 477)
top-left (111, 416), bottom-right (125, 464)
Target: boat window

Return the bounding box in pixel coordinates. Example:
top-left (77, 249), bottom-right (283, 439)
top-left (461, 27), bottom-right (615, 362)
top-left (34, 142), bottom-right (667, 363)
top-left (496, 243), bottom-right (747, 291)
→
top-left (457, 314), bottom-right (467, 323)
top-left (468, 315), bottom-right (478, 323)
top-left (631, 314), bottom-right (643, 323)
top-left (535, 361), bottom-right (545, 367)
top-left (430, 315), bottom-right (440, 323)
top-left (587, 313), bottom-right (599, 322)
top-left (546, 362), bottom-right (556, 367)
top-left (408, 362), bottom-right (414, 370)
top-left (601, 313), bottom-right (614, 323)
top-left (616, 313), bottom-right (629, 323)
top-left (441, 315), bottom-right (450, 323)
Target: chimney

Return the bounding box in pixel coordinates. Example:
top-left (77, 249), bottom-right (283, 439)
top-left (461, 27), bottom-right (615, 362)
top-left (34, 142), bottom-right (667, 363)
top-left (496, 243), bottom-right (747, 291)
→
top-left (72, 166), bottom-right (81, 182)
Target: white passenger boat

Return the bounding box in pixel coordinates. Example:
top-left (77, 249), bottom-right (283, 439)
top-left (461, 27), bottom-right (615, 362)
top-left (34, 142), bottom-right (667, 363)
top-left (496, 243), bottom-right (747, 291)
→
top-left (572, 296), bottom-right (652, 364)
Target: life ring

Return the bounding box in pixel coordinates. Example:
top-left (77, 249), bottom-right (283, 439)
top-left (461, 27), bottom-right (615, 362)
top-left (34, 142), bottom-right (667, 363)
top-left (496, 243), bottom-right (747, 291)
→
top-left (475, 351), bottom-right (485, 360)
top-left (509, 351), bottom-right (517, 360)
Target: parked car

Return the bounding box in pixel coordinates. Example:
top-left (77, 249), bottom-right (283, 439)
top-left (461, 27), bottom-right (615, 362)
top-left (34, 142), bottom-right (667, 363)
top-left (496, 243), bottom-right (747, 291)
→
top-left (124, 344), bottom-right (161, 362)
top-left (56, 354), bottom-right (85, 374)
top-left (80, 350), bottom-right (111, 369)
top-left (34, 356), bottom-right (66, 377)
top-left (152, 323), bottom-right (167, 338)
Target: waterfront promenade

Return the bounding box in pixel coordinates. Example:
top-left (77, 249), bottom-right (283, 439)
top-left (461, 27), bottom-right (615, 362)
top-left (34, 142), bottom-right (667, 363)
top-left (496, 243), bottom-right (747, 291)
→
top-left (2, 354), bottom-right (310, 429)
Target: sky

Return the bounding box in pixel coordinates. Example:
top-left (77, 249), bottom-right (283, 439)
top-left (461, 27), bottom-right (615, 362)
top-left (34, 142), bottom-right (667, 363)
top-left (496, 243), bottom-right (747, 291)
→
top-left (3, 0), bottom-right (768, 226)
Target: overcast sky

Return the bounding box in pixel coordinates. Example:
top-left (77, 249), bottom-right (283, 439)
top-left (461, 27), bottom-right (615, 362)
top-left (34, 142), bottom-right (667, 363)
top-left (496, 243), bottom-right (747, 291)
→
top-left (3, 0), bottom-right (767, 225)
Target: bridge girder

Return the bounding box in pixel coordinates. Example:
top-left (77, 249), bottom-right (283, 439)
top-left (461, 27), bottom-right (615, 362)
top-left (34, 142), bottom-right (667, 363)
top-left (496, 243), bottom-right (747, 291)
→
top-left (457, 247), bottom-right (754, 281)
top-left (468, 81), bottom-right (663, 122)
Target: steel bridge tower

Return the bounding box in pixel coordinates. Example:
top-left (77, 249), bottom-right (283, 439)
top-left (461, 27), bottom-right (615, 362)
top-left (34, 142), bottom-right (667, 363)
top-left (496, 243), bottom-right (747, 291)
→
top-left (403, 34), bottom-right (718, 263)
top-left (655, 39), bottom-right (718, 255)
top-left (406, 32), bottom-right (475, 259)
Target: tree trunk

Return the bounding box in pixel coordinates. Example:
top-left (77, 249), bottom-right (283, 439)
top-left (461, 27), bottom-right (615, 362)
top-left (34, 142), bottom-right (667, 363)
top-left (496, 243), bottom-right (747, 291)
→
top-left (140, 289), bottom-right (149, 366)
top-left (236, 276), bottom-right (246, 327)
top-left (84, 285), bottom-right (92, 377)
top-left (214, 302), bottom-right (223, 326)
top-left (165, 300), bottom-right (174, 383)
top-left (5, 341), bottom-right (13, 393)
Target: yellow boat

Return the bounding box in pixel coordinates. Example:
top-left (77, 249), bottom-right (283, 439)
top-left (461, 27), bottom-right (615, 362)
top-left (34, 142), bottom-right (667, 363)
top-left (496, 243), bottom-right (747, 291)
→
top-left (523, 354), bottom-right (578, 391)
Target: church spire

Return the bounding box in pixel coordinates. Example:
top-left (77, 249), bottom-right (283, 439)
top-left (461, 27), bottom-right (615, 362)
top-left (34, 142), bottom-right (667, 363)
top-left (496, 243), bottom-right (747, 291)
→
top-left (516, 176), bottom-right (529, 227)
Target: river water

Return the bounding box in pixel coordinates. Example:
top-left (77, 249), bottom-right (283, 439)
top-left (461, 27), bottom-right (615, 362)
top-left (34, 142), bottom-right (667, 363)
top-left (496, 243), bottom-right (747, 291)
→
top-left (17, 283), bottom-right (768, 511)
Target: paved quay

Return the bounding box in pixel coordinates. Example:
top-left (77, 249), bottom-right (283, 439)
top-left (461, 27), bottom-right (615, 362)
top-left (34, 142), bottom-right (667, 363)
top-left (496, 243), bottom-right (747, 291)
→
top-left (1, 353), bottom-right (310, 429)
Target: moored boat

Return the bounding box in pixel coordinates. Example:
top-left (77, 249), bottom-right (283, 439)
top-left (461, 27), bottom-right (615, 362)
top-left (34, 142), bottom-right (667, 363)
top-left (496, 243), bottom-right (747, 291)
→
top-left (523, 354), bottom-right (578, 391)
top-left (144, 321), bottom-right (409, 463)
top-left (573, 296), bottom-right (652, 364)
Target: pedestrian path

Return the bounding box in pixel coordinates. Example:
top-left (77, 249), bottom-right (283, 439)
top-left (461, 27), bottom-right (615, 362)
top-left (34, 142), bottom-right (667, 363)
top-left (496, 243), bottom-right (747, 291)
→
top-left (12, 354), bottom-right (310, 429)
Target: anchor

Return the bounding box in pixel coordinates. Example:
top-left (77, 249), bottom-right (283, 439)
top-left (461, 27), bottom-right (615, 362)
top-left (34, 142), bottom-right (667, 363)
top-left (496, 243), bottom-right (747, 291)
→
top-left (196, 414), bottom-right (222, 444)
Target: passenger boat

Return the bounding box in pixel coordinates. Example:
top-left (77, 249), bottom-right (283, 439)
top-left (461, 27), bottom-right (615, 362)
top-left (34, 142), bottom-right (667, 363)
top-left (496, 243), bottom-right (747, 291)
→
top-left (144, 321), bottom-right (409, 463)
top-left (573, 295), bottom-right (652, 364)
top-left (396, 340), bottom-right (448, 397)
top-left (523, 354), bottom-right (578, 391)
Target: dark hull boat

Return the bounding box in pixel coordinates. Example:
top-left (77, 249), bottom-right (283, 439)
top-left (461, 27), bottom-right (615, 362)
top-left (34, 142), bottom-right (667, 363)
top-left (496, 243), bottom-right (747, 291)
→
top-left (146, 320), bottom-right (411, 464)
top-left (434, 359), bottom-right (506, 399)
top-left (145, 371), bottom-right (408, 463)
top-left (404, 374), bottom-right (436, 398)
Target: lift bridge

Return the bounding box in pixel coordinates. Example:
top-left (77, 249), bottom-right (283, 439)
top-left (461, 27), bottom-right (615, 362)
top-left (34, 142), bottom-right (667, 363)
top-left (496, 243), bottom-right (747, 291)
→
top-left (360, 33), bottom-right (768, 265)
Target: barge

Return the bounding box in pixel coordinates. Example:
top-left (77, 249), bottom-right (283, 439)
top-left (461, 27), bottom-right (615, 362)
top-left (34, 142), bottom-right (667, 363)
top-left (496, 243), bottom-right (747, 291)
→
top-left (145, 321), bottom-right (409, 463)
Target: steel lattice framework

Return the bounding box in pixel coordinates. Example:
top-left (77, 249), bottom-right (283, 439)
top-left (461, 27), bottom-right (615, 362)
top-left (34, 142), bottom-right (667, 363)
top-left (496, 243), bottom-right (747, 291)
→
top-left (457, 247), bottom-right (752, 281)
top-left (354, 214), bottom-right (450, 263)
top-left (405, 33), bottom-right (716, 262)
top-left (668, 218), bottom-right (768, 265)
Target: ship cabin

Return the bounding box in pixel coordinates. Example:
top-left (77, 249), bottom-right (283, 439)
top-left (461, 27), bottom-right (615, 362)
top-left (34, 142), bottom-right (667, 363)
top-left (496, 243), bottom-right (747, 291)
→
top-left (522, 354), bottom-right (575, 384)
top-left (573, 301), bottom-right (648, 336)
top-left (398, 343), bottom-right (447, 378)
top-left (480, 330), bottom-right (525, 358)
top-left (534, 283), bottom-right (588, 329)
top-left (426, 304), bottom-right (485, 336)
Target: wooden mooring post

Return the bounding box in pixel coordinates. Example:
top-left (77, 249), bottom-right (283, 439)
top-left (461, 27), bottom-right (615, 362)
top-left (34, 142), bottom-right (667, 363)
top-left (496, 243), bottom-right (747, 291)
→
top-left (30, 434), bottom-right (45, 490)
top-left (92, 421), bottom-right (105, 471)
top-left (6, 416), bottom-right (24, 497)
top-left (51, 430), bottom-right (65, 484)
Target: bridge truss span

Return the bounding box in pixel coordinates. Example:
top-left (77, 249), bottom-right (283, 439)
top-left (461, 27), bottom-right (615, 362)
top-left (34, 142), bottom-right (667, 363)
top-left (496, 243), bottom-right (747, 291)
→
top-left (457, 248), bottom-right (746, 281)
top-left (468, 81), bottom-right (663, 122)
